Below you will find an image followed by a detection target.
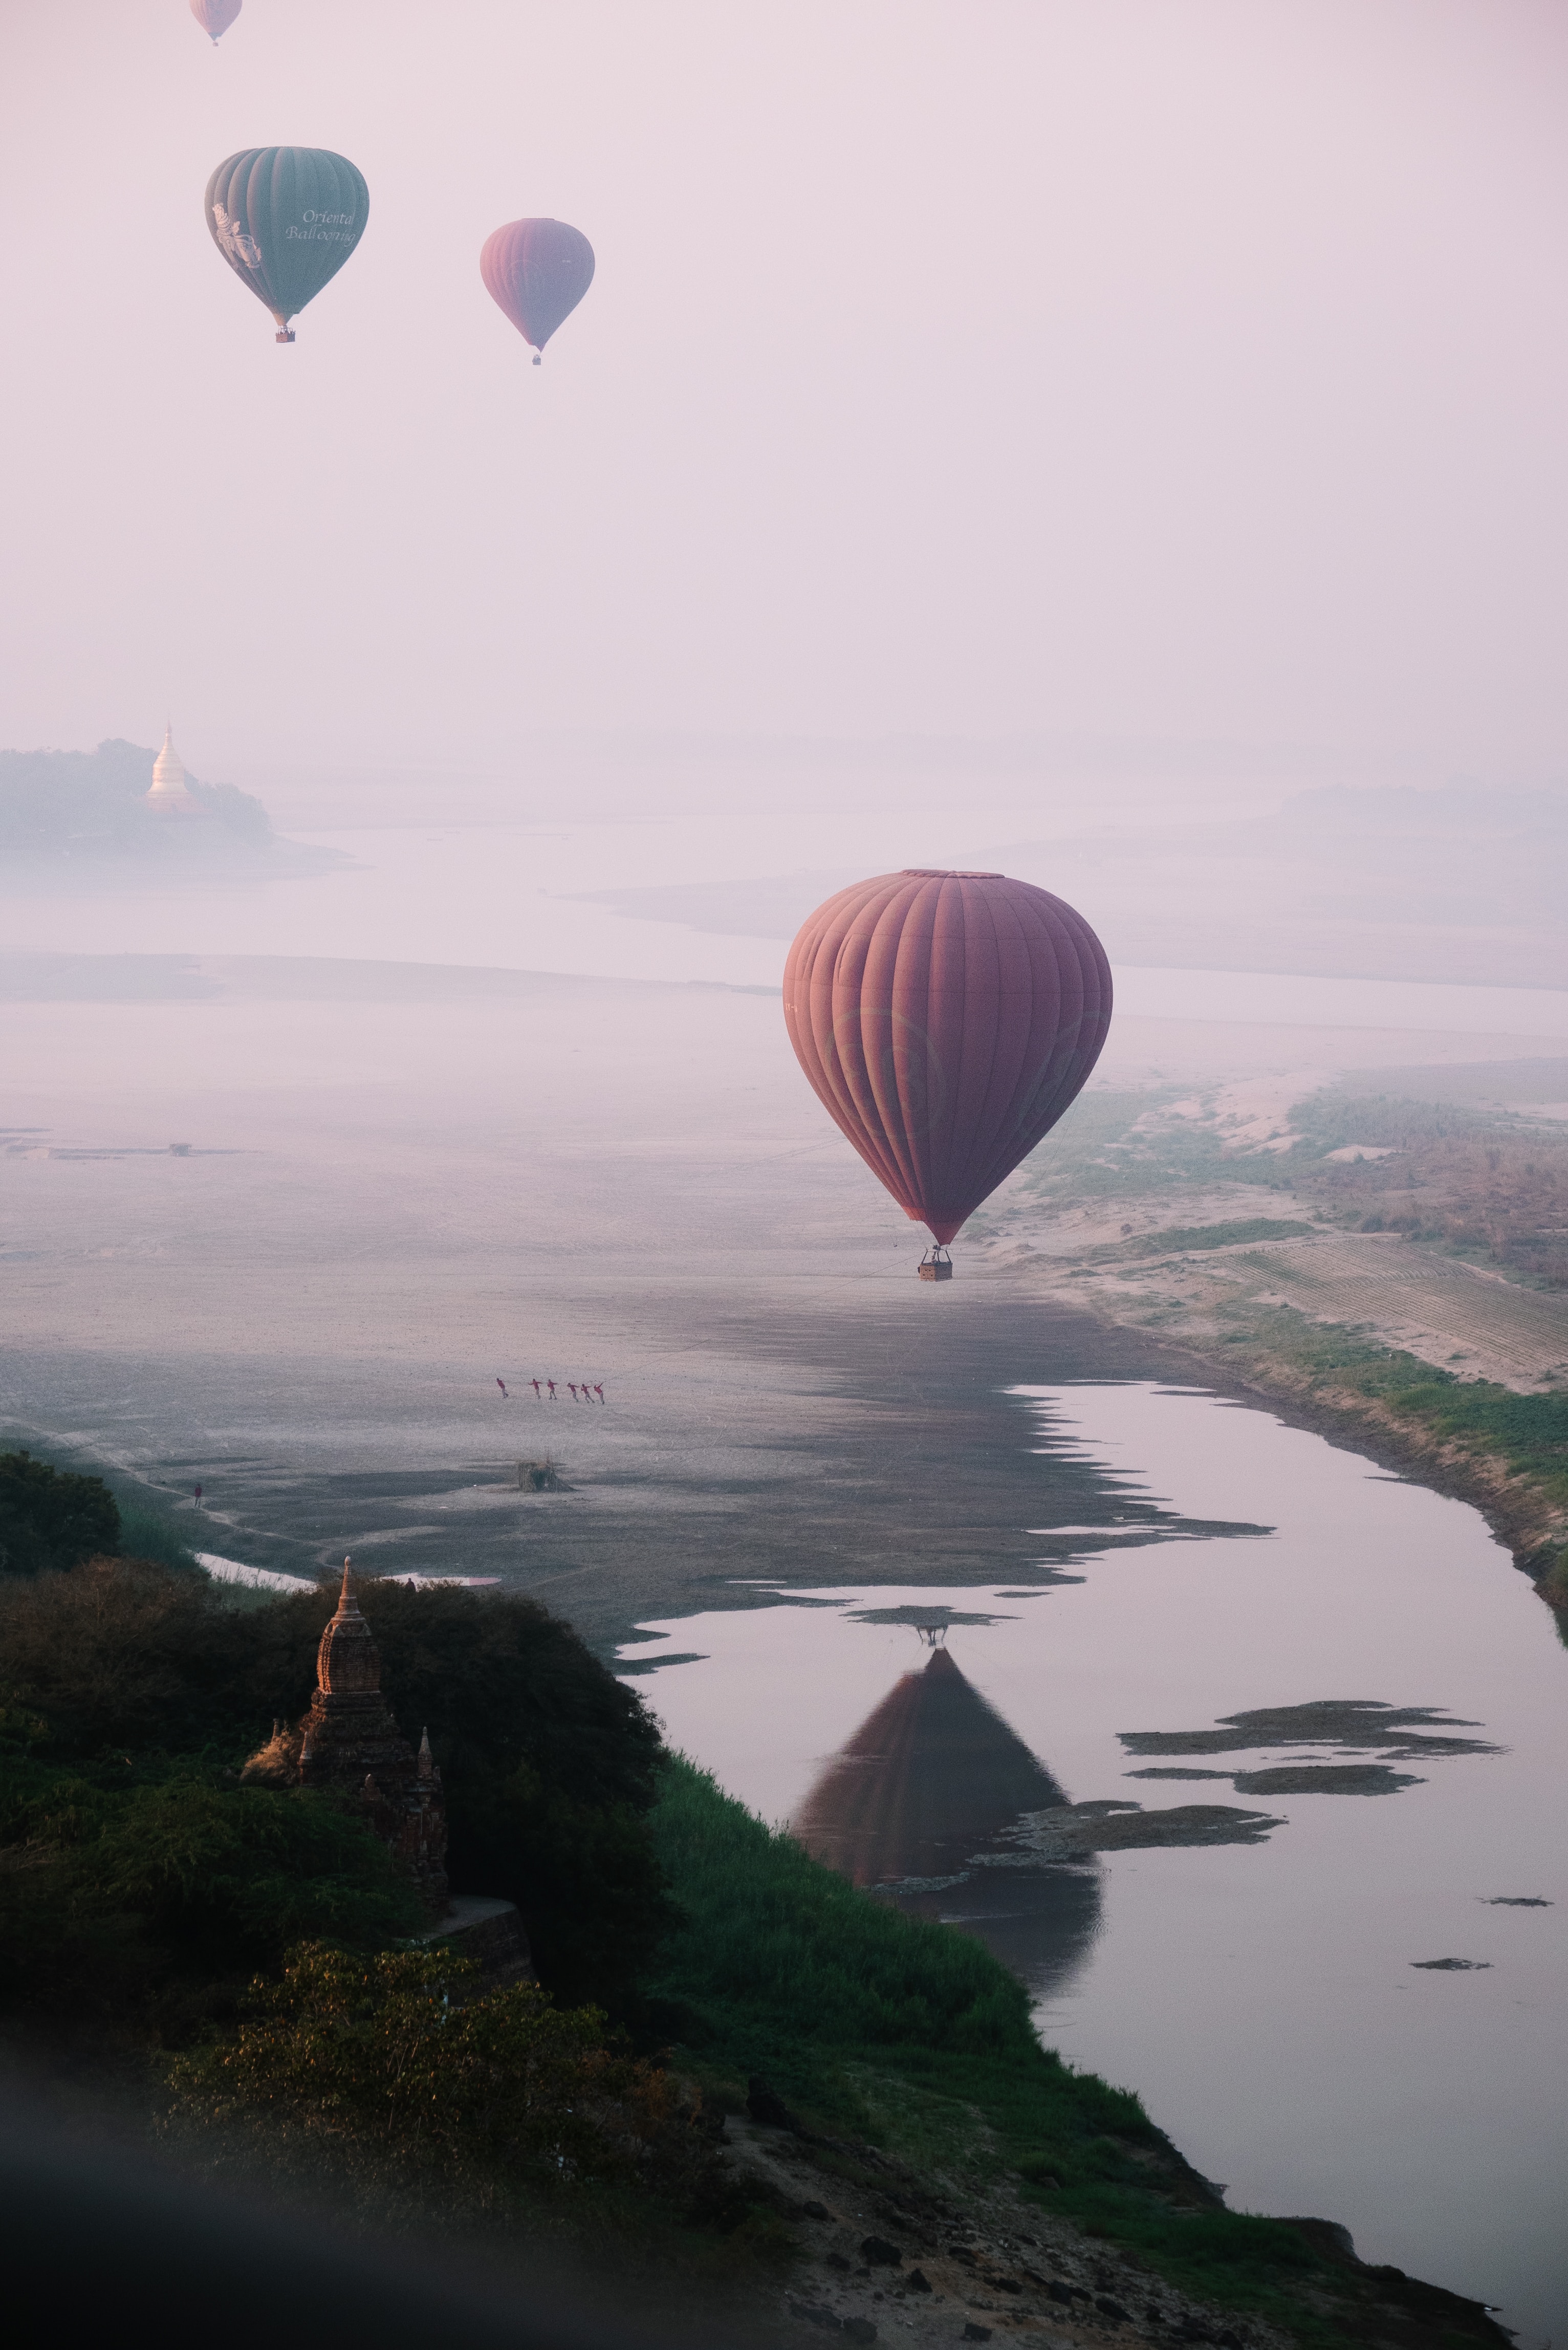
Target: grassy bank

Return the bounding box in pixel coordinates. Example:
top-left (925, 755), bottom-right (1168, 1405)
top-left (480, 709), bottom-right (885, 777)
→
top-left (646, 1759), bottom-right (1509, 2348)
top-left (1194, 1309), bottom-right (1568, 1612)
top-left (988, 1074), bottom-right (1568, 1616)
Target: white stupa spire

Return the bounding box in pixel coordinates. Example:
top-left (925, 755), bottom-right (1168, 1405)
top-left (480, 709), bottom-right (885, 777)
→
top-left (146, 720), bottom-right (199, 813)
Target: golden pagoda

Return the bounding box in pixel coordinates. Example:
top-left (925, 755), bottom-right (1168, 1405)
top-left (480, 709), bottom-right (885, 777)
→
top-left (145, 721), bottom-right (202, 814)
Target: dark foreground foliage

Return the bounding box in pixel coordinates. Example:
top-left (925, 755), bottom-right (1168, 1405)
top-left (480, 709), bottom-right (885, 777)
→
top-left (0, 1559), bottom-right (673, 2019)
top-left (165, 1943), bottom-right (674, 2195)
top-left (0, 1440), bottom-right (205, 1579)
top-left (0, 1450), bottom-right (120, 1578)
top-left (0, 1546), bottom-right (1511, 2347)
top-left (0, 1744), bottom-right (421, 2030)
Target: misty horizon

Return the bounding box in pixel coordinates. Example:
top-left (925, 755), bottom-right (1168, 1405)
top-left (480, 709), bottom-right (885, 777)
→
top-left (8, 1), bottom-right (1568, 795)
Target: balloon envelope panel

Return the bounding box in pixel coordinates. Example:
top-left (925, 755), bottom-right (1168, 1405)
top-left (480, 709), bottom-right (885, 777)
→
top-left (480, 219), bottom-right (596, 353)
top-left (191, 0), bottom-right (242, 38)
top-left (205, 148), bottom-right (369, 331)
top-left (783, 869), bottom-right (1112, 1245)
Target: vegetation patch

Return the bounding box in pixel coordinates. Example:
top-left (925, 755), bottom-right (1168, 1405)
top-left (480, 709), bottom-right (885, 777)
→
top-left (165, 1942), bottom-right (676, 2200)
top-left (644, 1761), bottom-right (1507, 2347)
top-left (1022, 1093), bottom-right (1294, 1206)
top-left (1214, 1311), bottom-right (1568, 1507)
top-left (0, 1528), bottom-right (1518, 2344)
top-left (1283, 1092), bottom-right (1568, 1286)
top-left (0, 1443), bottom-right (203, 1579)
top-left (1126, 1217), bottom-right (1317, 1256)
top-left (0, 1450), bottom-right (121, 1578)
top-left (0, 1559), bottom-right (673, 2019)
top-left (0, 1747), bottom-right (422, 2030)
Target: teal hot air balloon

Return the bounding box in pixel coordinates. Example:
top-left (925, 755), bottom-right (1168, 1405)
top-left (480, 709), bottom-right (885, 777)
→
top-left (205, 148), bottom-right (368, 342)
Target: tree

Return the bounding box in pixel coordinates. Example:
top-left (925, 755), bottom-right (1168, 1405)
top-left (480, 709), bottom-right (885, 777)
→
top-left (0, 1562), bottom-right (677, 2017)
top-left (0, 1451), bottom-right (120, 1578)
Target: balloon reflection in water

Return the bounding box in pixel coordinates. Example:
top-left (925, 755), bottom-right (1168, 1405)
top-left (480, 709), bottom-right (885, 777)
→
top-left (791, 1642), bottom-right (1101, 1999)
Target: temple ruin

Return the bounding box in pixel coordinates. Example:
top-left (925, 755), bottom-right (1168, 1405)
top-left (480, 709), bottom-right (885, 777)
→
top-left (244, 1558), bottom-right (448, 1914)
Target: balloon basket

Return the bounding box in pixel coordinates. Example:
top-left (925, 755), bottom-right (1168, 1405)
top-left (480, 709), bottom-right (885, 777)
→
top-left (275, 330), bottom-right (295, 343)
top-left (918, 1247), bottom-right (953, 1282)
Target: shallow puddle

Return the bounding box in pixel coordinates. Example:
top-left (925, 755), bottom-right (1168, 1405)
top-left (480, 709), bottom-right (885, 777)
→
top-left (620, 1382), bottom-right (1568, 2344)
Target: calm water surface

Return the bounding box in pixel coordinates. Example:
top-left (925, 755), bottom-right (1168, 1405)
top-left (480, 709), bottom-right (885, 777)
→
top-left (621, 1383), bottom-right (1568, 2346)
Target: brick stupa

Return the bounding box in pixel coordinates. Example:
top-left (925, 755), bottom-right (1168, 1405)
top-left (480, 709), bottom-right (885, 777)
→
top-left (247, 1558), bottom-right (449, 1916)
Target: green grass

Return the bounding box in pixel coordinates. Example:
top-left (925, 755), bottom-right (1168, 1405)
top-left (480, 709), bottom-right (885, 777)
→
top-left (1228, 1310), bottom-right (1568, 1507)
top-left (1128, 1217), bottom-right (1317, 1256)
top-left (646, 1755), bottom-right (1035, 2073)
top-left (114, 1494), bottom-right (204, 1575)
top-left (645, 1760), bottom-right (1506, 2347)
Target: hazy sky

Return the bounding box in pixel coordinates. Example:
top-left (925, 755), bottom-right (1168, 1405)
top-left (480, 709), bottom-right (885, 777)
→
top-left (6, 1), bottom-right (1568, 789)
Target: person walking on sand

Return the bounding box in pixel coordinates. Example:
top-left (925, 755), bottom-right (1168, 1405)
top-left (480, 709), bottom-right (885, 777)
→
top-left (531, 1379), bottom-right (541, 1399)
top-left (593, 1384), bottom-right (604, 1404)
top-left (546, 1380), bottom-right (557, 1400)
top-left (496, 1378), bottom-right (509, 1399)
top-left (567, 1383), bottom-right (579, 1401)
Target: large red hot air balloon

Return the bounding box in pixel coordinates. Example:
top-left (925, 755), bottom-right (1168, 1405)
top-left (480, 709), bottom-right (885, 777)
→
top-left (783, 869), bottom-right (1112, 1259)
top-left (191, 0), bottom-right (242, 43)
top-left (480, 220), bottom-right (595, 364)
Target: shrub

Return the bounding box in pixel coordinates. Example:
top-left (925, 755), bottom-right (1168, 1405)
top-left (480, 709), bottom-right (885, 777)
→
top-left (0, 1555), bottom-right (217, 1752)
top-left (0, 1451), bottom-right (119, 1578)
top-left (166, 1942), bottom-right (669, 2191)
top-left (0, 1761), bottom-right (422, 2021)
top-left (0, 1561), bottom-right (676, 2016)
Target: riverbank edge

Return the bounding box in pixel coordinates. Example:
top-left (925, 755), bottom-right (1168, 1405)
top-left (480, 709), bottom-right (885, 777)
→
top-left (1119, 1321), bottom-right (1568, 1621)
top-left (648, 1760), bottom-right (1514, 2350)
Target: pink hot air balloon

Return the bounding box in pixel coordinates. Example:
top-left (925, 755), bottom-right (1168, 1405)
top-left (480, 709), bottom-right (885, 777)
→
top-left (783, 869), bottom-right (1112, 1258)
top-left (191, 0), bottom-right (242, 43)
top-left (480, 220), bottom-right (595, 365)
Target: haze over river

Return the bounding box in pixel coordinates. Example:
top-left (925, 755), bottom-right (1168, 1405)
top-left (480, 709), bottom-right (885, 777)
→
top-left (4, 822), bottom-right (1566, 2341)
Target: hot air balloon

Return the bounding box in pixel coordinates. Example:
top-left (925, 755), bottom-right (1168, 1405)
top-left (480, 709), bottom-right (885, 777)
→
top-left (480, 220), bottom-right (595, 364)
top-left (783, 869), bottom-right (1111, 1267)
top-left (205, 148), bottom-right (368, 342)
top-left (191, 0), bottom-right (242, 43)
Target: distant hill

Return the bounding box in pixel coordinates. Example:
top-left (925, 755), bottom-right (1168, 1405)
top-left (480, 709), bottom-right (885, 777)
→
top-left (0, 740), bottom-right (276, 860)
top-left (578, 781), bottom-right (1568, 990)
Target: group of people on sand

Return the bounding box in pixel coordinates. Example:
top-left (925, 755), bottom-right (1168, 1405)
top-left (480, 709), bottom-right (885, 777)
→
top-left (496, 1378), bottom-right (605, 1404)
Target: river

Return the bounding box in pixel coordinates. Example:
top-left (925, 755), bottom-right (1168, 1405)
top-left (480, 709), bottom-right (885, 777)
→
top-left (619, 1380), bottom-right (1568, 2347)
top-left (4, 957), bottom-right (1565, 2338)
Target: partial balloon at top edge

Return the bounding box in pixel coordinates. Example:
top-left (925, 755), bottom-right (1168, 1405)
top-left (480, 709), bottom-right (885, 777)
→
top-left (191, 0), bottom-right (242, 43)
